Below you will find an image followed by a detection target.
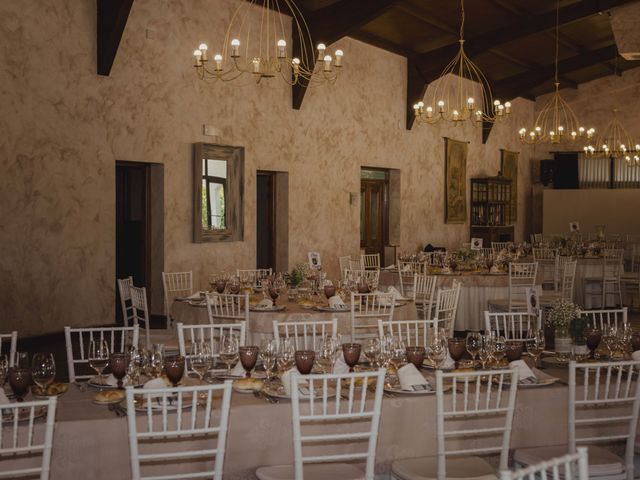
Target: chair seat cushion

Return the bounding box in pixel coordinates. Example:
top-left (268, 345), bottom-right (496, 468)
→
top-left (514, 445), bottom-right (625, 477)
top-left (256, 463), bottom-right (365, 480)
top-left (391, 455), bottom-right (497, 480)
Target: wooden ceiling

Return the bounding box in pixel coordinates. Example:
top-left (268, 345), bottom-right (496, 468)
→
top-left (292, 0), bottom-right (640, 130)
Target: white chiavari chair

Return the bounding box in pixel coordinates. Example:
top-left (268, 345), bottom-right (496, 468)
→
top-left (339, 255), bottom-right (351, 279)
top-left (414, 274), bottom-right (437, 320)
top-left (514, 360), bottom-right (640, 480)
top-left (162, 271), bottom-right (193, 328)
top-left (256, 369), bottom-right (386, 480)
top-left (579, 307), bottom-right (627, 330)
top-left (398, 262), bottom-right (428, 297)
top-left (430, 281), bottom-right (461, 335)
top-left (130, 286), bottom-right (152, 349)
top-left (350, 292), bottom-right (394, 343)
top-left (117, 276), bottom-right (135, 327)
top-left (361, 253), bottom-right (381, 270)
top-left (349, 259), bottom-right (364, 271)
top-left (584, 252), bottom-right (624, 309)
top-left (125, 381), bottom-right (233, 480)
top-left (492, 241), bottom-right (513, 253)
top-left (425, 251), bottom-right (445, 267)
top-left (391, 368), bottom-right (519, 480)
top-left (533, 247), bottom-right (557, 289)
top-left (484, 311), bottom-right (542, 341)
top-left (621, 244), bottom-right (640, 308)
top-left (477, 247), bottom-right (493, 258)
top-left (489, 262), bottom-right (538, 312)
top-left (378, 319), bottom-right (439, 348)
top-left (273, 319), bottom-right (337, 351)
top-left (0, 397), bottom-right (57, 480)
top-left (0, 331), bottom-right (17, 367)
top-left (530, 233), bottom-right (544, 246)
top-left (64, 325), bottom-right (139, 383)
top-left (177, 321), bottom-right (246, 375)
top-left (501, 447), bottom-right (589, 480)
top-left (237, 268), bottom-right (272, 287)
top-left (541, 259), bottom-right (577, 307)
top-left (205, 292), bottom-right (250, 324)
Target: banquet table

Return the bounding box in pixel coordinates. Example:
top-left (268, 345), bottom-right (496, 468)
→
top-left (7, 364), bottom-right (600, 480)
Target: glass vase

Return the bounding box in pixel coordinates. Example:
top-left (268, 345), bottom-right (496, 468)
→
top-left (554, 326), bottom-right (572, 363)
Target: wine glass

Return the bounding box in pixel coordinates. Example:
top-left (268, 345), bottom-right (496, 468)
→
top-left (342, 343), bottom-right (361, 372)
top-left (447, 337), bottom-right (466, 369)
top-left (8, 367), bottom-right (31, 402)
top-left (109, 353), bottom-right (129, 389)
top-left (228, 277), bottom-right (241, 295)
top-left (527, 330), bottom-right (545, 368)
top-left (586, 328), bottom-right (602, 359)
top-left (189, 341), bottom-right (211, 384)
top-left (602, 325), bottom-right (618, 359)
top-left (260, 339), bottom-right (278, 379)
top-left (164, 355), bottom-right (185, 387)
top-left (15, 352), bottom-right (29, 369)
top-left (0, 355), bottom-right (8, 386)
top-left (493, 335), bottom-right (507, 364)
top-left (215, 278), bottom-right (227, 294)
top-left (315, 336), bottom-right (338, 373)
top-left (405, 346), bottom-right (426, 369)
top-left (294, 350), bottom-right (315, 375)
top-left (219, 334), bottom-right (239, 376)
top-left (149, 344), bottom-right (164, 378)
top-left (478, 336), bottom-right (493, 370)
top-left (428, 334), bottom-right (448, 369)
top-left (466, 332), bottom-right (482, 367)
top-left (267, 283), bottom-right (280, 306)
top-left (239, 346), bottom-right (259, 378)
top-left (363, 338), bottom-right (381, 368)
top-left (277, 338), bottom-right (296, 373)
top-left (88, 339), bottom-right (110, 386)
top-left (390, 337), bottom-right (406, 372)
top-left (505, 341), bottom-right (523, 362)
top-left (32, 353), bottom-right (56, 394)
top-left (324, 282), bottom-right (336, 300)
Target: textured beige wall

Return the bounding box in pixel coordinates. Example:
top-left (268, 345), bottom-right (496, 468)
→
top-left (0, 0), bottom-right (534, 336)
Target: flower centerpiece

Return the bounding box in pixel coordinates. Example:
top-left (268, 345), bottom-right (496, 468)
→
top-left (546, 299), bottom-right (581, 361)
top-left (288, 262), bottom-right (310, 288)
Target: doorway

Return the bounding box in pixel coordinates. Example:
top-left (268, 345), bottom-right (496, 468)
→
top-left (360, 168), bottom-right (389, 264)
top-left (256, 171), bottom-right (289, 272)
top-left (116, 161), bottom-right (164, 324)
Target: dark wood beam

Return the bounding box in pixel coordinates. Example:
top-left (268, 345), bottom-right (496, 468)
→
top-left (349, 31), bottom-right (414, 58)
top-left (406, 59), bottom-right (428, 130)
top-left (97, 0), bottom-right (134, 76)
top-left (292, 0), bottom-right (403, 109)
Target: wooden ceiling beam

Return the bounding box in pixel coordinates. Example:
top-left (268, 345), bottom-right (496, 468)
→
top-left (292, 0), bottom-right (403, 109)
top-left (349, 31), bottom-right (415, 58)
top-left (97, 0), bottom-right (134, 76)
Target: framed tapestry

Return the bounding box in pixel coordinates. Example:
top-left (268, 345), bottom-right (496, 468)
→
top-left (500, 149), bottom-right (519, 223)
top-left (444, 137), bottom-right (468, 224)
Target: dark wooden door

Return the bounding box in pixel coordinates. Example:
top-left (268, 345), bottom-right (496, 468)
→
top-left (256, 172), bottom-right (275, 270)
top-left (116, 162), bottom-right (150, 323)
top-left (360, 177), bottom-right (388, 263)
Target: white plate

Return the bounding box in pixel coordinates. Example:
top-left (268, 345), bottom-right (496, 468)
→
top-left (262, 383), bottom-right (336, 400)
top-left (249, 305), bottom-right (287, 312)
top-left (314, 305), bottom-right (350, 312)
top-left (497, 368), bottom-right (560, 388)
top-left (87, 377), bottom-right (145, 390)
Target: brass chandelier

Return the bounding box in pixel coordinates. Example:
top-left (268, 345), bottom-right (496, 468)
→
top-left (413, 0), bottom-right (511, 126)
top-left (517, 0), bottom-right (593, 145)
top-left (584, 111), bottom-right (640, 166)
top-left (192, 0), bottom-right (343, 86)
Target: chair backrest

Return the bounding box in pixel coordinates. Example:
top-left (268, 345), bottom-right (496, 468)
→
top-left (531, 233), bottom-right (543, 245)
top-left (361, 253), bottom-right (381, 270)
top-left (492, 241), bottom-right (513, 253)
top-left (532, 247), bottom-right (557, 261)
top-left (236, 268), bottom-right (272, 286)
top-left (162, 271), bottom-right (193, 320)
top-left (397, 262), bottom-right (428, 297)
top-left (0, 397), bottom-right (57, 480)
top-left (500, 447), bottom-right (589, 480)
top-left (343, 269), bottom-right (380, 291)
top-left (64, 325), bottom-right (139, 383)
top-left (273, 319), bottom-right (337, 351)
top-left (205, 292), bottom-right (250, 325)
top-left (378, 319), bottom-right (439, 348)
top-left (425, 251), bottom-right (445, 266)
top-left (508, 262), bottom-right (538, 310)
top-left (559, 259), bottom-right (577, 301)
top-left (432, 281), bottom-right (461, 334)
top-left (602, 252), bottom-right (623, 280)
top-left (477, 247), bottom-right (493, 258)
top-left (117, 276), bottom-right (135, 327)
top-left (568, 360), bottom-right (640, 477)
top-left (628, 243), bottom-right (640, 273)
top-left (0, 331), bottom-right (17, 367)
top-left (350, 292), bottom-right (395, 342)
top-left (414, 274), bottom-right (437, 317)
top-left (289, 369), bottom-right (385, 480)
top-left (125, 382), bottom-right (233, 480)
top-left (349, 259), bottom-right (364, 271)
top-left (484, 311), bottom-right (542, 341)
top-left (130, 286), bottom-right (151, 348)
top-left (338, 255), bottom-right (351, 274)
top-left (579, 307), bottom-right (627, 330)
top-left (435, 368), bottom-right (519, 480)
top-left (177, 321), bottom-right (246, 374)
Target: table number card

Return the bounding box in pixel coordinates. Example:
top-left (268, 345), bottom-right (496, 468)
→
top-left (308, 251), bottom-right (321, 270)
top-left (470, 238), bottom-right (483, 250)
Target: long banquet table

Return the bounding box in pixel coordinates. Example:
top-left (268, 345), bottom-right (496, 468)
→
top-left (16, 366), bottom-right (588, 480)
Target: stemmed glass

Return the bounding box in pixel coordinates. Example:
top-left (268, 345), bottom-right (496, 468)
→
top-left (214, 278), bottom-right (227, 294)
top-left (8, 367), bottom-right (31, 402)
top-left (466, 332), bottom-right (482, 367)
top-left (493, 335), bottom-right (506, 364)
top-left (277, 339), bottom-right (296, 373)
top-left (190, 341), bottom-right (211, 384)
top-left (364, 338), bottom-right (381, 368)
top-left (109, 353), bottom-right (129, 389)
top-left (149, 344), bottom-right (164, 378)
top-left (239, 346), bottom-right (259, 378)
top-left (0, 355), bottom-right (8, 387)
top-left (228, 276), bottom-right (241, 295)
top-left (602, 325), bottom-right (618, 359)
top-left (324, 282), bottom-right (336, 300)
top-left (316, 336), bottom-right (339, 373)
top-left (390, 337), bottom-right (406, 372)
top-left (342, 343), bottom-right (361, 372)
top-left (447, 338), bottom-right (466, 369)
top-left (586, 328), bottom-right (602, 359)
top-left (260, 339), bottom-right (278, 380)
top-left (527, 330), bottom-right (545, 368)
top-left (428, 334), bottom-right (448, 369)
top-left (478, 336), bottom-right (493, 370)
top-left (294, 351), bottom-right (315, 375)
top-left (405, 346), bottom-right (426, 369)
top-left (505, 341), bottom-right (524, 362)
top-left (164, 356), bottom-right (185, 387)
top-left (32, 353), bottom-right (56, 394)
top-left (219, 334), bottom-right (239, 376)
top-left (88, 339), bottom-right (110, 386)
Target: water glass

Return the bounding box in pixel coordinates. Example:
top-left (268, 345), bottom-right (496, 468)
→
top-left (363, 338), bottom-right (381, 367)
top-left (88, 340), bottom-right (110, 385)
top-left (277, 338), bottom-right (295, 373)
top-left (466, 332), bottom-right (482, 366)
top-left (190, 341), bottom-right (212, 383)
top-left (260, 339), bottom-right (278, 379)
top-left (32, 353), bottom-right (56, 392)
top-left (220, 334), bottom-right (239, 375)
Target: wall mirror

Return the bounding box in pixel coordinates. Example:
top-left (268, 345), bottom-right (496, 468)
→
top-left (193, 143), bottom-right (244, 242)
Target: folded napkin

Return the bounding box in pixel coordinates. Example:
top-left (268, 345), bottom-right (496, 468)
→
top-left (333, 355), bottom-right (350, 374)
top-left (255, 298), bottom-right (273, 309)
top-left (92, 374), bottom-right (118, 387)
top-left (0, 389), bottom-right (9, 405)
top-left (328, 295), bottom-right (346, 309)
top-left (143, 377), bottom-right (168, 390)
top-left (230, 361), bottom-right (246, 377)
top-left (384, 264), bottom-right (396, 270)
top-left (442, 351), bottom-right (456, 370)
top-left (632, 351), bottom-right (640, 361)
top-left (387, 286), bottom-right (404, 300)
top-left (185, 292), bottom-right (203, 300)
top-left (281, 368), bottom-right (306, 396)
top-left (397, 364), bottom-right (432, 392)
top-left (509, 360), bottom-right (537, 384)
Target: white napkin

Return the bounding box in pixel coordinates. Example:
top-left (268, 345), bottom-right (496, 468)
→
top-left (509, 360), bottom-right (537, 384)
top-left (143, 377), bottom-right (167, 389)
top-left (442, 351), bottom-right (456, 370)
top-left (185, 292), bottom-right (202, 300)
top-left (328, 295), bottom-right (346, 308)
top-left (230, 361), bottom-right (246, 377)
top-left (256, 298), bottom-right (273, 309)
top-left (0, 389), bottom-right (9, 405)
top-left (281, 368), bottom-right (306, 396)
top-left (93, 374), bottom-right (118, 387)
top-left (375, 292), bottom-right (393, 306)
top-left (632, 351), bottom-right (640, 361)
top-left (397, 364), bottom-right (431, 392)
top-left (384, 264), bottom-right (396, 270)
top-left (387, 286), bottom-right (404, 300)
top-left (333, 355), bottom-right (350, 374)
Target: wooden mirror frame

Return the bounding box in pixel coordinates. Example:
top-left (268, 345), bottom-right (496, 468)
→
top-left (193, 143), bottom-right (244, 243)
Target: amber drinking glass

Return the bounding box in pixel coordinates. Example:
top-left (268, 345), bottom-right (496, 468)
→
top-left (505, 341), bottom-right (523, 362)
top-left (342, 343), bottom-right (361, 372)
top-left (239, 346), bottom-right (259, 378)
top-left (268, 287), bottom-right (279, 306)
top-left (9, 368), bottom-right (32, 402)
top-left (447, 338), bottom-right (466, 368)
top-left (109, 353), bottom-right (130, 389)
top-left (405, 346), bottom-right (426, 369)
top-left (215, 279), bottom-right (227, 294)
top-left (356, 283), bottom-right (370, 294)
top-left (324, 284), bottom-right (336, 299)
top-left (586, 328), bottom-right (602, 358)
top-left (294, 350), bottom-right (315, 375)
top-left (164, 355), bottom-right (185, 387)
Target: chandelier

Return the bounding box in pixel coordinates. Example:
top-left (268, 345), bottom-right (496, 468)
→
top-left (517, 0), bottom-right (593, 145)
top-left (192, 0), bottom-right (343, 86)
top-left (412, 0), bottom-right (511, 125)
top-left (584, 111), bottom-right (640, 166)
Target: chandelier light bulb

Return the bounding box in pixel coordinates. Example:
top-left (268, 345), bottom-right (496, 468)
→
top-left (277, 39), bottom-right (286, 58)
top-left (323, 55), bottom-right (332, 72)
top-left (199, 43), bottom-right (208, 51)
top-left (452, 109), bottom-right (460, 120)
top-left (214, 54), bottom-right (223, 71)
top-left (194, 49), bottom-right (202, 57)
top-left (418, 101), bottom-right (425, 108)
top-left (317, 43), bottom-right (326, 60)
top-left (334, 49), bottom-right (343, 67)
top-left (231, 38), bottom-right (240, 57)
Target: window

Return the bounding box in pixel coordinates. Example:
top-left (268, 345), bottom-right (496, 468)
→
top-left (202, 158), bottom-right (227, 230)
top-left (579, 154), bottom-right (640, 189)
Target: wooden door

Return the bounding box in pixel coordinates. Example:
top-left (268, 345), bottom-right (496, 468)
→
top-left (256, 171), bottom-right (275, 270)
top-left (360, 177), bottom-right (388, 263)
